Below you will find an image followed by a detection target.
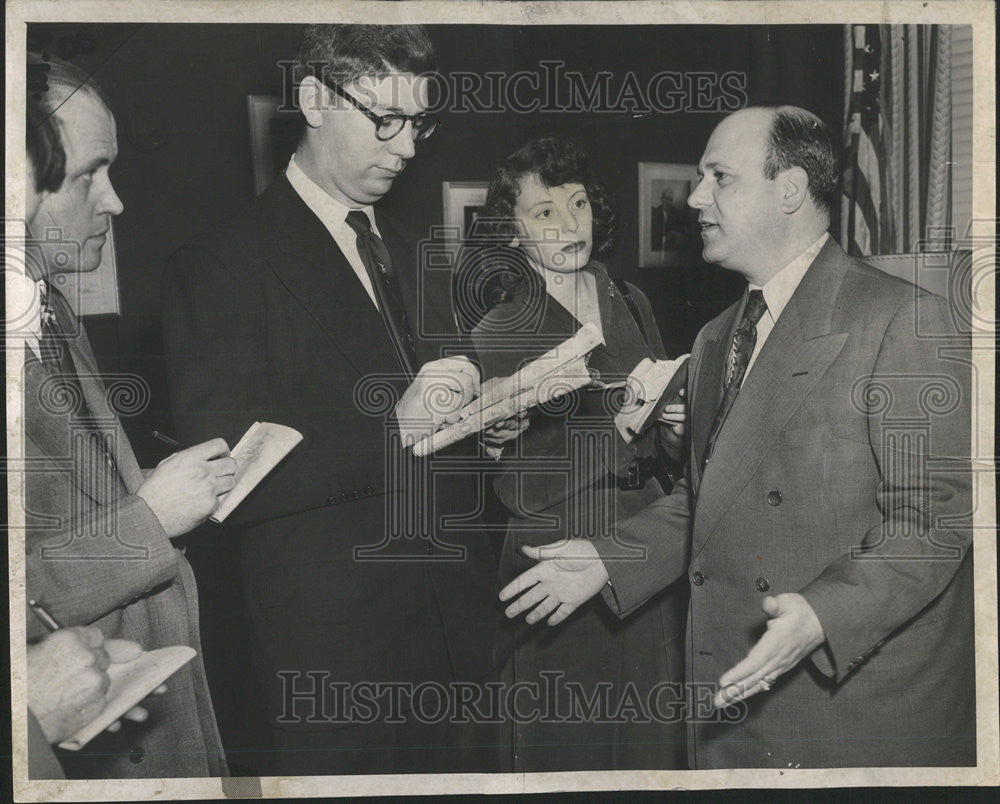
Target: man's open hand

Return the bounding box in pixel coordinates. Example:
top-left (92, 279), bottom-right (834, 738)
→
top-left (714, 593), bottom-right (825, 708)
top-left (498, 539), bottom-right (610, 626)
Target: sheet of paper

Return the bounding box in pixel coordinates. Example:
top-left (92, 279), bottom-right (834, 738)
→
top-left (58, 646), bottom-right (196, 751)
top-left (210, 422), bottom-right (304, 522)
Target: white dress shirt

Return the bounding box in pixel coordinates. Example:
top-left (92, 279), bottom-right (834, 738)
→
top-left (743, 232), bottom-right (829, 377)
top-left (285, 155), bottom-right (381, 309)
top-left (7, 268), bottom-right (47, 359)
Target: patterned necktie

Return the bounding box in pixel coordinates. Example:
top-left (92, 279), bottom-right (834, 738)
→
top-left (38, 285), bottom-right (83, 400)
top-left (344, 210), bottom-right (418, 378)
top-left (703, 289), bottom-right (768, 465)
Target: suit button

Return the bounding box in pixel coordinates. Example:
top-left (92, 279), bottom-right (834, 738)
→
top-left (691, 571), bottom-right (705, 586)
top-left (755, 576), bottom-right (770, 592)
top-left (129, 746), bottom-right (145, 764)
top-left (766, 490), bottom-right (782, 506)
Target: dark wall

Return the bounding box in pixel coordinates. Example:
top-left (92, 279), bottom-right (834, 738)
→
top-left (29, 23), bottom-right (842, 461)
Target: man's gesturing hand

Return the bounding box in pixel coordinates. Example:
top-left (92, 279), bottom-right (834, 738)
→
top-left (498, 539), bottom-right (610, 626)
top-left (137, 438), bottom-right (236, 537)
top-left (395, 356), bottom-right (480, 445)
top-left (713, 593), bottom-right (825, 708)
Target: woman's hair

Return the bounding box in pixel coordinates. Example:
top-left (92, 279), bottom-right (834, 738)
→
top-left (483, 137), bottom-right (618, 256)
top-left (455, 138), bottom-right (618, 329)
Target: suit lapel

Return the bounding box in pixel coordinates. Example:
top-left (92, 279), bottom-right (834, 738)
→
top-left (591, 265), bottom-right (620, 359)
top-left (55, 305), bottom-right (144, 494)
top-left (22, 325), bottom-right (128, 505)
top-left (690, 241), bottom-right (851, 558)
top-left (262, 176), bottom-right (401, 379)
top-left (689, 302), bottom-right (739, 494)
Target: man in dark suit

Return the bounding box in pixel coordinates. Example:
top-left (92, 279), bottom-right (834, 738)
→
top-left (19, 56), bottom-right (237, 778)
top-left (651, 188), bottom-right (685, 252)
top-left (501, 105), bottom-right (974, 768)
top-left (162, 25), bottom-right (504, 775)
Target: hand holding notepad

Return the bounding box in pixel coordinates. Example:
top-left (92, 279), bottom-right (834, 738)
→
top-left (614, 355), bottom-right (689, 442)
top-left (58, 645), bottom-right (197, 751)
top-left (210, 422), bottom-right (303, 522)
top-left (410, 324), bottom-right (605, 457)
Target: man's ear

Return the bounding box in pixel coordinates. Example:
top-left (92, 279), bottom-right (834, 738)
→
top-left (779, 166), bottom-right (809, 214)
top-left (298, 76), bottom-right (326, 129)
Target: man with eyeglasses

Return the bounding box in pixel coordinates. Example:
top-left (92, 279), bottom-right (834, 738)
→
top-left (162, 25), bottom-right (506, 776)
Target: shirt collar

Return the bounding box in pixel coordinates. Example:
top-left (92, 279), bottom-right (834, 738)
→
top-left (286, 154), bottom-right (376, 230)
top-left (6, 269), bottom-right (47, 358)
top-left (750, 232), bottom-right (829, 324)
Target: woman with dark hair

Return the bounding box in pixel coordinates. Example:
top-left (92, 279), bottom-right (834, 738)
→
top-left (464, 137), bottom-right (688, 771)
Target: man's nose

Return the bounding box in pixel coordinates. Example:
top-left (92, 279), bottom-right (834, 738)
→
top-left (387, 122), bottom-right (417, 160)
top-left (98, 179), bottom-right (124, 217)
top-left (688, 176), bottom-right (710, 209)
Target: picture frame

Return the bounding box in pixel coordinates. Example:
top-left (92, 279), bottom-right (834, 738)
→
top-left (247, 94), bottom-right (301, 196)
top-left (638, 162), bottom-right (700, 268)
top-left (441, 181), bottom-right (490, 247)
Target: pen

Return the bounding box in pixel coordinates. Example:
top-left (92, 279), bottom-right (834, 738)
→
top-left (28, 599), bottom-right (62, 632)
top-left (152, 430), bottom-right (180, 448)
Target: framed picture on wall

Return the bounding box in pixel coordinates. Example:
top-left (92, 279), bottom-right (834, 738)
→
top-left (442, 181), bottom-right (490, 247)
top-left (247, 94), bottom-right (302, 196)
top-left (51, 221), bottom-right (121, 317)
top-left (638, 162), bottom-right (700, 268)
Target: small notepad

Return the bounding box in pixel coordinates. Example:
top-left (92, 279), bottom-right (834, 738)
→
top-left (614, 355), bottom-right (690, 442)
top-left (210, 422), bottom-right (303, 522)
top-left (58, 645), bottom-right (196, 751)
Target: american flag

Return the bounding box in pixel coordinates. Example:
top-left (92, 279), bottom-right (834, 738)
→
top-left (842, 24), bottom-right (894, 256)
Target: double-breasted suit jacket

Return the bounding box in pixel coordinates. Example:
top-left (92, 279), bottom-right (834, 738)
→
top-left (162, 174), bottom-right (501, 746)
top-left (22, 288), bottom-right (224, 778)
top-left (597, 239), bottom-right (974, 768)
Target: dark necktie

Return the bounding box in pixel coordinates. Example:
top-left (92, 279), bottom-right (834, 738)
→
top-left (703, 289), bottom-right (768, 465)
top-left (345, 210), bottom-right (418, 378)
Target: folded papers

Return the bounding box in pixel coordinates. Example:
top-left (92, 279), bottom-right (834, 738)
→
top-left (410, 323), bottom-right (604, 457)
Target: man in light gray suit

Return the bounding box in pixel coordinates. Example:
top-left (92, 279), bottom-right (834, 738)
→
top-left (501, 105), bottom-right (974, 769)
top-left (20, 55), bottom-right (236, 778)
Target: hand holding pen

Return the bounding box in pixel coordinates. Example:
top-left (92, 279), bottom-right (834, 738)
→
top-left (26, 601), bottom-right (160, 743)
top-left (137, 437), bottom-right (238, 537)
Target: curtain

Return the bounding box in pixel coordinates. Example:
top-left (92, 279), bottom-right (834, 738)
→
top-left (841, 24), bottom-right (953, 256)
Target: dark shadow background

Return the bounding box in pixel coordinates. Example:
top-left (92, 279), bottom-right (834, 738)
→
top-left (25, 22), bottom-right (844, 775)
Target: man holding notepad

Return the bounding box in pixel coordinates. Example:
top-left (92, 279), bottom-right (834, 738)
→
top-left (163, 24), bottom-right (510, 775)
top-left (21, 55), bottom-right (236, 778)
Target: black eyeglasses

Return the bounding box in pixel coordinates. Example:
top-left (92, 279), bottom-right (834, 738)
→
top-left (323, 81), bottom-right (438, 142)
